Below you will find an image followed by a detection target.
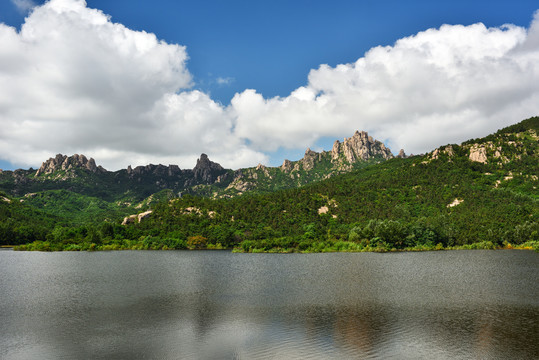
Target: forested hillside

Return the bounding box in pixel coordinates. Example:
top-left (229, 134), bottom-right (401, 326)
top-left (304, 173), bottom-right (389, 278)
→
top-left (3, 117), bottom-right (538, 252)
top-left (126, 123), bottom-right (538, 252)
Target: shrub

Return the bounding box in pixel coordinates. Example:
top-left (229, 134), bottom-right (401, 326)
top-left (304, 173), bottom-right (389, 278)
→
top-left (187, 235), bottom-right (207, 249)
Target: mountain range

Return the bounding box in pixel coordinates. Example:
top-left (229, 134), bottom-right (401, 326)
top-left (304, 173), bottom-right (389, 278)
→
top-left (1, 116), bottom-right (537, 252)
top-left (0, 129), bottom-right (400, 202)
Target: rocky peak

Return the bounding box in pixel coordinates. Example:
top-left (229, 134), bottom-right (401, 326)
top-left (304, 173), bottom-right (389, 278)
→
top-left (280, 130), bottom-right (393, 175)
top-left (127, 163), bottom-right (181, 177)
top-left (396, 149), bottom-right (407, 158)
top-left (36, 154), bottom-right (105, 176)
top-left (301, 148), bottom-right (323, 171)
top-left (331, 130), bottom-right (393, 163)
top-left (281, 159), bottom-right (293, 172)
top-left (331, 140), bottom-right (341, 160)
top-left (193, 154), bottom-right (226, 183)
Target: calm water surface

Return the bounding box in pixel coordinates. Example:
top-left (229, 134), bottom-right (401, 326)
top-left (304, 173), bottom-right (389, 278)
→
top-left (0, 249), bottom-right (538, 359)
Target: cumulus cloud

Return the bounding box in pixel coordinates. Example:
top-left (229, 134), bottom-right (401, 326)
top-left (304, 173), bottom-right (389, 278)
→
top-left (0, 0), bottom-right (266, 170)
top-left (232, 14), bottom-right (539, 155)
top-left (1, 0), bottom-right (539, 171)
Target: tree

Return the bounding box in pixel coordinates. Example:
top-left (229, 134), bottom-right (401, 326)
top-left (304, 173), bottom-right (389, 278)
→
top-left (187, 235), bottom-right (207, 249)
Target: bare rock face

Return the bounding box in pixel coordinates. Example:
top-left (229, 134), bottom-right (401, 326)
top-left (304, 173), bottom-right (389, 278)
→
top-left (121, 214), bottom-right (137, 225)
top-left (331, 140), bottom-right (341, 160)
top-left (168, 165), bottom-right (180, 176)
top-left (278, 130), bottom-right (393, 178)
top-left (469, 145), bottom-right (488, 164)
top-left (447, 198), bottom-right (464, 208)
top-left (122, 210), bottom-right (153, 225)
top-left (255, 163), bottom-right (271, 178)
top-left (281, 159), bottom-right (293, 172)
top-left (225, 169), bottom-right (254, 192)
top-left (137, 210), bottom-right (153, 222)
top-left (429, 145), bottom-right (455, 161)
top-left (397, 149), bottom-right (407, 158)
top-left (301, 148), bottom-right (318, 171)
top-left (331, 130), bottom-right (393, 163)
top-left (193, 154), bottom-right (226, 183)
top-left (128, 163), bottom-right (182, 178)
top-left (36, 154), bottom-right (106, 176)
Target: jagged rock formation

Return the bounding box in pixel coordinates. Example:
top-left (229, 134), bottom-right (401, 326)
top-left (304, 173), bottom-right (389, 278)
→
top-left (2, 152), bottom-right (231, 198)
top-left (426, 145), bottom-right (455, 163)
top-left (193, 153), bottom-right (226, 183)
top-left (425, 120), bottom-right (538, 167)
top-left (218, 130), bottom-right (396, 197)
top-left (36, 154), bottom-right (105, 176)
top-left (119, 153), bottom-right (230, 193)
top-left (1, 129), bottom-right (407, 200)
top-left (1, 117), bottom-right (537, 204)
top-left (127, 164), bottom-right (181, 177)
top-left (397, 149), bottom-right (407, 158)
top-left (469, 145), bottom-right (488, 164)
top-left (301, 148), bottom-right (324, 171)
top-left (281, 159), bottom-right (293, 172)
top-left (295, 130), bottom-right (393, 173)
top-left (3, 131), bottom-right (395, 199)
top-left (330, 130), bottom-right (393, 163)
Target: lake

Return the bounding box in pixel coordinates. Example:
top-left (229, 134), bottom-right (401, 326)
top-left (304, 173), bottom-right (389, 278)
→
top-left (0, 249), bottom-right (538, 359)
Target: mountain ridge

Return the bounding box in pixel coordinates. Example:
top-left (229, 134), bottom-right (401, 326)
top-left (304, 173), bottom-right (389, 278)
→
top-left (0, 129), bottom-right (398, 199)
top-left (1, 116), bottom-right (537, 251)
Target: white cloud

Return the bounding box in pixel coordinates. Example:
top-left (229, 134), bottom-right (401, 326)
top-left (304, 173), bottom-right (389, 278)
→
top-left (11, 0), bottom-right (37, 13)
top-left (0, 0), bottom-right (266, 170)
top-left (231, 15), bottom-right (539, 155)
top-left (1, 0), bottom-right (538, 172)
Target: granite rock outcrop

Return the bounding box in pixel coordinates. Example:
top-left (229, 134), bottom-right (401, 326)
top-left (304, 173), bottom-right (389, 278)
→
top-left (36, 154), bottom-right (105, 176)
top-left (193, 153), bottom-right (226, 183)
top-left (330, 130), bottom-right (393, 163)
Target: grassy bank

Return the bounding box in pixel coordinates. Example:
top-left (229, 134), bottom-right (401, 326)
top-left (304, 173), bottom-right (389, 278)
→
top-left (14, 239), bottom-right (539, 253)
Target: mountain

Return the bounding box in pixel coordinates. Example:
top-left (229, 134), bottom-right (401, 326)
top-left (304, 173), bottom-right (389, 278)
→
top-left (206, 130), bottom-right (396, 197)
top-left (125, 116), bottom-right (536, 252)
top-left (35, 154), bottom-right (106, 176)
top-left (2, 117), bottom-right (538, 251)
top-left (0, 130), bottom-right (396, 202)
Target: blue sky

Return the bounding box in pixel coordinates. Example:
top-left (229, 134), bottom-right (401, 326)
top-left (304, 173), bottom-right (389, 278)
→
top-left (2, 0), bottom-right (533, 104)
top-left (1, 0), bottom-right (539, 170)
top-left (69, 1), bottom-right (539, 103)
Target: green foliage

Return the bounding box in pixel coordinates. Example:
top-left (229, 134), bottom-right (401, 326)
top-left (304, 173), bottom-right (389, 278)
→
top-left (19, 189), bottom-right (134, 224)
top-left (4, 117), bottom-right (539, 252)
top-left (0, 194), bottom-right (58, 245)
top-left (187, 235), bottom-right (207, 249)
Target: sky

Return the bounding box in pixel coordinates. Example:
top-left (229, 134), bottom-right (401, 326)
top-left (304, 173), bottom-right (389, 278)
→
top-left (1, 0), bottom-right (539, 171)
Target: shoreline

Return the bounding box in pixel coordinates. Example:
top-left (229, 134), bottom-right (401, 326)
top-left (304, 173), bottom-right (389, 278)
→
top-left (9, 242), bottom-right (538, 253)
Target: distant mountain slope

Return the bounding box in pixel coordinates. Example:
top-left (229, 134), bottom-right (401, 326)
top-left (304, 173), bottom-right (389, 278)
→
top-left (0, 191), bottom-right (58, 245)
top-left (198, 130), bottom-right (397, 197)
top-left (124, 116), bottom-right (536, 252)
top-left (2, 117), bottom-right (538, 252)
top-left (0, 130), bottom-right (397, 210)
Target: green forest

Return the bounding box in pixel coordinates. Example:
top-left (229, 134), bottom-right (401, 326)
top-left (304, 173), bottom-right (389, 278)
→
top-left (1, 117), bottom-right (538, 252)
